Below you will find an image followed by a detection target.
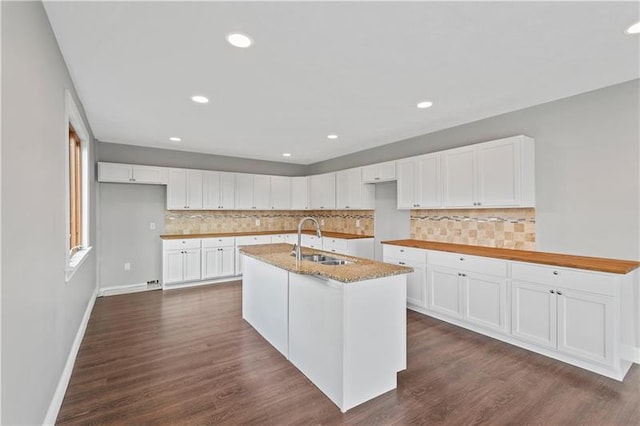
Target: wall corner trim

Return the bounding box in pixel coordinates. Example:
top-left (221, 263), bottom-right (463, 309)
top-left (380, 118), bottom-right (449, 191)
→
top-left (43, 287), bottom-right (98, 425)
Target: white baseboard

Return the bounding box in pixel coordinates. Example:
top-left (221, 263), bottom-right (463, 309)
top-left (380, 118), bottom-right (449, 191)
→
top-left (635, 347), bottom-right (640, 364)
top-left (98, 282), bottom-right (161, 297)
top-left (43, 287), bottom-right (98, 425)
top-left (162, 276), bottom-right (241, 291)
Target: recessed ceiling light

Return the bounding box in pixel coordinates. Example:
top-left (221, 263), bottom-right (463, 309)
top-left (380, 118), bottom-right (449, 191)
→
top-left (626, 21), bottom-right (640, 34)
top-left (282, 153), bottom-right (291, 157)
top-left (327, 134), bottom-right (338, 140)
top-left (226, 32), bottom-right (253, 48)
top-left (191, 95), bottom-right (209, 104)
top-left (169, 137), bottom-right (181, 142)
top-left (417, 101), bottom-right (433, 109)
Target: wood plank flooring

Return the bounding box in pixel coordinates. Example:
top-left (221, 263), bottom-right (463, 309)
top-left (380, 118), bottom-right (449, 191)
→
top-left (57, 281), bottom-right (640, 425)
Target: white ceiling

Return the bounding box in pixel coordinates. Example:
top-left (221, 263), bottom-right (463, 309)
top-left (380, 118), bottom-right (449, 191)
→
top-left (43, 1), bottom-right (640, 165)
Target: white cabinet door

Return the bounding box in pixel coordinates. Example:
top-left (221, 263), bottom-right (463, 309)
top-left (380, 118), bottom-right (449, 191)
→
top-left (253, 175), bottom-right (271, 210)
top-left (291, 177), bottom-right (309, 210)
top-left (511, 280), bottom-right (557, 349)
top-left (203, 172), bottom-right (235, 209)
top-left (183, 249), bottom-right (202, 282)
top-left (462, 272), bottom-right (508, 333)
top-left (219, 173), bottom-right (236, 209)
top-left (167, 169), bottom-right (188, 209)
top-left (557, 289), bottom-right (614, 366)
top-left (164, 250), bottom-right (185, 284)
top-left (406, 263), bottom-right (427, 308)
top-left (442, 147), bottom-right (475, 208)
top-left (428, 266), bottom-right (463, 319)
top-left (270, 176), bottom-right (291, 210)
top-left (309, 173), bottom-right (336, 209)
top-left (220, 247), bottom-right (235, 276)
top-left (396, 159), bottom-right (417, 209)
top-left (476, 139), bottom-right (520, 207)
top-left (235, 174), bottom-right (254, 210)
top-left (201, 247), bottom-right (221, 279)
top-left (185, 170), bottom-right (203, 210)
top-left (336, 168), bottom-right (369, 209)
top-left (98, 163), bottom-right (132, 182)
top-left (132, 165), bottom-right (167, 184)
top-left (416, 153), bottom-right (441, 208)
top-left (203, 172), bottom-right (222, 209)
top-left (362, 161), bottom-right (396, 183)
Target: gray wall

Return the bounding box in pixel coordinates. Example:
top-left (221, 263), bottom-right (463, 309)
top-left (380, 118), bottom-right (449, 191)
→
top-left (98, 141), bottom-right (308, 176)
top-left (1, 2), bottom-right (98, 424)
top-left (309, 79), bottom-right (640, 261)
top-left (98, 184), bottom-right (165, 289)
top-left (373, 182), bottom-right (410, 261)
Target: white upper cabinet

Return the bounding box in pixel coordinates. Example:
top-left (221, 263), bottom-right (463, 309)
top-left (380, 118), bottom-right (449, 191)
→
top-left (362, 161), bottom-right (396, 183)
top-left (442, 135), bottom-right (535, 208)
top-left (309, 172), bottom-right (336, 210)
top-left (397, 153), bottom-right (441, 209)
top-left (336, 168), bottom-right (374, 210)
top-left (442, 147), bottom-right (476, 207)
top-left (98, 162), bottom-right (168, 184)
top-left (167, 169), bottom-right (203, 210)
top-left (235, 174), bottom-right (271, 210)
top-left (203, 171), bottom-right (235, 210)
top-left (270, 176), bottom-right (291, 210)
top-left (290, 177), bottom-right (309, 210)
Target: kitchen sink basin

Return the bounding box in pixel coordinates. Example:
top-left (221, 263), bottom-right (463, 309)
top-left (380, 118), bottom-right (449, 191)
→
top-left (295, 253), bottom-right (353, 266)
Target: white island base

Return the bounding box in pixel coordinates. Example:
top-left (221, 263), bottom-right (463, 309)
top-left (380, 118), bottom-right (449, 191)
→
top-left (242, 255), bottom-right (407, 413)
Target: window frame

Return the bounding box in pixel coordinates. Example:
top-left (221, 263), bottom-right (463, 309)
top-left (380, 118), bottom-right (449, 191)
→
top-left (64, 90), bottom-right (91, 282)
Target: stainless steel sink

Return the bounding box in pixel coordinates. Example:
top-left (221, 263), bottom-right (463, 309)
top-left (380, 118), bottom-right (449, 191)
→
top-left (294, 253), bottom-right (353, 266)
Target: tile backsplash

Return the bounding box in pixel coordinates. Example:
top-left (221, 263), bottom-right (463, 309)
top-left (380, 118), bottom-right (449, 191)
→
top-left (164, 210), bottom-right (374, 236)
top-left (411, 208), bottom-right (536, 250)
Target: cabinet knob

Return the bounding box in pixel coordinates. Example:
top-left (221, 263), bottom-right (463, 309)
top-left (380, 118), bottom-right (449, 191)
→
top-left (550, 289), bottom-right (555, 294)
top-left (399, 261), bottom-right (405, 265)
top-left (556, 290), bottom-right (563, 296)
top-left (459, 257), bottom-right (465, 261)
top-left (400, 249), bottom-right (404, 253)
top-left (552, 271), bottom-right (559, 276)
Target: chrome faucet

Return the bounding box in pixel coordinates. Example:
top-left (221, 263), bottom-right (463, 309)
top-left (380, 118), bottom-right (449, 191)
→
top-left (294, 217), bottom-right (322, 261)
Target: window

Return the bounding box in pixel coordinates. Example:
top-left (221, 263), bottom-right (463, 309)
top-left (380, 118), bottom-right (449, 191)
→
top-left (69, 125), bottom-right (83, 255)
top-left (65, 90), bottom-right (91, 281)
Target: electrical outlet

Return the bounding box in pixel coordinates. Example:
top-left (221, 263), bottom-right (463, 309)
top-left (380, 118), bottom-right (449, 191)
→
top-left (321, 219), bottom-right (325, 226)
top-left (256, 219), bottom-right (261, 226)
top-left (124, 262), bottom-right (131, 271)
top-left (356, 219), bottom-right (361, 228)
top-left (149, 222), bottom-right (156, 230)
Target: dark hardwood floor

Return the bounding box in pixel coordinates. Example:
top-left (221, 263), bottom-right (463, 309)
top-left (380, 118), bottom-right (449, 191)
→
top-left (58, 281), bottom-right (640, 425)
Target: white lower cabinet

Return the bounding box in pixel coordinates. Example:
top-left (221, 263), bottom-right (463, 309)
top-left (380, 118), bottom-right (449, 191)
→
top-left (383, 245), bottom-right (427, 308)
top-left (381, 243), bottom-right (634, 381)
top-left (512, 279), bottom-right (615, 367)
top-left (201, 237), bottom-right (236, 279)
top-left (163, 238), bottom-right (202, 285)
top-left (235, 235), bottom-right (273, 274)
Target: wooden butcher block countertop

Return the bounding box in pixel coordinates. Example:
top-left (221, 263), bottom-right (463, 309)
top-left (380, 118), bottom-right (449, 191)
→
top-left (239, 243), bottom-right (412, 283)
top-left (382, 240), bottom-right (640, 275)
top-left (161, 230), bottom-right (373, 240)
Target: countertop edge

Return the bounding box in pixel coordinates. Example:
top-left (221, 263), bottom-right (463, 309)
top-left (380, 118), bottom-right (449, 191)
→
top-left (382, 240), bottom-right (640, 275)
top-left (161, 230), bottom-right (374, 240)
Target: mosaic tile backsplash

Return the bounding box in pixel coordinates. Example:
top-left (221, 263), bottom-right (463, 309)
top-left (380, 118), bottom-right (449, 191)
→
top-left (165, 210), bottom-right (374, 236)
top-left (411, 208), bottom-right (536, 250)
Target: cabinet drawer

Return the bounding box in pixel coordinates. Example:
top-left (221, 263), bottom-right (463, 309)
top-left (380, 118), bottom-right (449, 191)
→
top-left (323, 238), bottom-right (348, 254)
top-left (511, 262), bottom-right (615, 297)
top-left (300, 234), bottom-right (322, 248)
top-left (163, 238), bottom-right (201, 250)
top-left (429, 251), bottom-right (507, 277)
top-left (383, 245), bottom-right (426, 264)
top-left (236, 235), bottom-right (272, 246)
top-left (202, 237), bottom-right (235, 248)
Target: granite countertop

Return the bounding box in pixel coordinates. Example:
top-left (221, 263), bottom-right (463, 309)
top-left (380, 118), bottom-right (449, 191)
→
top-left (239, 243), bottom-right (413, 283)
top-left (382, 239), bottom-right (640, 275)
top-left (161, 230), bottom-right (374, 240)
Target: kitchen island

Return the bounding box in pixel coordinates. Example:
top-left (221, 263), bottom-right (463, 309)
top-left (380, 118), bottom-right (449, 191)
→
top-left (239, 243), bottom-right (412, 413)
